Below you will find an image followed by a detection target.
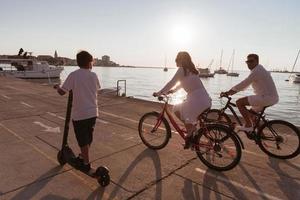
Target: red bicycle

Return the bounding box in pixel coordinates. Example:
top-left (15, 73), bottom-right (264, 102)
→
top-left (138, 94), bottom-right (243, 171)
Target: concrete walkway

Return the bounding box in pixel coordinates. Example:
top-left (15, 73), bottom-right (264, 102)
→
top-left (0, 76), bottom-right (299, 200)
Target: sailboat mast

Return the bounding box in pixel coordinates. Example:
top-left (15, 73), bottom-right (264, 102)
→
top-left (291, 49), bottom-right (300, 73)
top-left (232, 49), bottom-right (235, 72)
top-left (208, 59), bottom-right (214, 69)
top-left (220, 49), bottom-right (223, 70)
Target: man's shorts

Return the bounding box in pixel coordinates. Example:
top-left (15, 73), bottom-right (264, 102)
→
top-left (247, 95), bottom-right (278, 112)
top-left (72, 117), bottom-right (97, 147)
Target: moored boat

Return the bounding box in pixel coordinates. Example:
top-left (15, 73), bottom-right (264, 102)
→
top-left (198, 68), bottom-right (215, 78)
top-left (0, 58), bottom-right (63, 79)
top-left (290, 73), bottom-right (300, 83)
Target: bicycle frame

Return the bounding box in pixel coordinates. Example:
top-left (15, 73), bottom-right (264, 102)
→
top-left (219, 96), bottom-right (270, 134)
top-left (153, 96), bottom-right (220, 150)
top-left (156, 96), bottom-right (187, 139)
top-left (220, 98), bottom-right (243, 126)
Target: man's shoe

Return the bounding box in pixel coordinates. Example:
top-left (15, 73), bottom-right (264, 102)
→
top-left (236, 126), bottom-right (253, 133)
top-left (184, 135), bottom-right (193, 149)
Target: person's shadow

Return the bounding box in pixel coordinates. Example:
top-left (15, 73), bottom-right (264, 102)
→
top-left (201, 168), bottom-right (248, 200)
top-left (8, 166), bottom-right (62, 200)
top-left (107, 148), bottom-right (162, 200)
top-left (40, 194), bottom-right (79, 200)
top-left (86, 187), bottom-right (105, 200)
top-left (268, 157), bottom-right (300, 199)
top-left (182, 178), bottom-right (201, 200)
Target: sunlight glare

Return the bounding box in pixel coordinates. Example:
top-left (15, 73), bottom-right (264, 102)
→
top-left (170, 22), bottom-right (195, 47)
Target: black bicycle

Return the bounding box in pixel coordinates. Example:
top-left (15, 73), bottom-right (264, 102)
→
top-left (202, 94), bottom-right (300, 159)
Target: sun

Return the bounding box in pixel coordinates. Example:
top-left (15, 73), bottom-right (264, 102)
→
top-left (170, 22), bottom-right (195, 47)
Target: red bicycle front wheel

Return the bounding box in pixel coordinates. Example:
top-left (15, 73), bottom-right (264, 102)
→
top-left (138, 112), bottom-right (171, 150)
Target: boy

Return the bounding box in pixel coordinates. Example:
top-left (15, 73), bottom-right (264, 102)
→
top-left (221, 54), bottom-right (279, 132)
top-left (54, 50), bottom-right (100, 172)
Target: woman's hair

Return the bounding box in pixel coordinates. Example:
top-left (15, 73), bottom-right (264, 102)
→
top-left (175, 51), bottom-right (199, 76)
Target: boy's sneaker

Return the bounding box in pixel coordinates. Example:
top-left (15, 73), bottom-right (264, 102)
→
top-left (73, 155), bottom-right (91, 173)
top-left (78, 162), bottom-right (91, 173)
top-left (73, 155), bottom-right (84, 167)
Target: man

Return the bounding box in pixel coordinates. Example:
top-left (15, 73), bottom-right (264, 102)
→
top-left (222, 54), bottom-right (279, 132)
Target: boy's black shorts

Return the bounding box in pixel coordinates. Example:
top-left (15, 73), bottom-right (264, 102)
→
top-left (72, 117), bottom-right (97, 147)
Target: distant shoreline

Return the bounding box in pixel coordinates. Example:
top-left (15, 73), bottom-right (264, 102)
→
top-left (63, 65), bottom-right (177, 69)
top-left (270, 71), bottom-right (300, 74)
top-left (63, 65), bottom-right (300, 73)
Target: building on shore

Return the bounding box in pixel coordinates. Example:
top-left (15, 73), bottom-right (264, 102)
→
top-left (102, 55), bottom-right (110, 63)
top-left (1, 52), bottom-right (119, 67)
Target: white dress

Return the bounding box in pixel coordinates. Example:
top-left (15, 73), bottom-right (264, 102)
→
top-left (159, 67), bottom-right (211, 124)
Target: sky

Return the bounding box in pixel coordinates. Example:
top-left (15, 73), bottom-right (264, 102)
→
top-left (0, 0), bottom-right (299, 70)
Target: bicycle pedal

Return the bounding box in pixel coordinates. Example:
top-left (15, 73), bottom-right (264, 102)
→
top-left (246, 132), bottom-right (256, 140)
top-left (190, 145), bottom-right (195, 151)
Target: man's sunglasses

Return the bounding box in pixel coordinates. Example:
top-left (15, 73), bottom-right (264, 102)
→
top-left (245, 59), bottom-right (255, 63)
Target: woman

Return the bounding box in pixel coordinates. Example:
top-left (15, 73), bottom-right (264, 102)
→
top-left (153, 51), bottom-right (211, 149)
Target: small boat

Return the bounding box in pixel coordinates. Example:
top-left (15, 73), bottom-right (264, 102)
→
top-left (227, 49), bottom-right (239, 77)
top-left (227, 72), bottom-right (239, 77)
top-left (290, 73), bottom-right (300, 83)
top-left (215, 68), bottom-right (228, 74)
top-left (0, 58), bottom-right (63, 79)
top-left (198, 68), bottom-right (214, 78)
top-left (163, 54), bottom-right (168, 72)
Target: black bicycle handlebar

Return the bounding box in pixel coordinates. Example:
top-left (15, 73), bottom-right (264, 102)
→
top-left (219, 93), bottom-right (237, 107)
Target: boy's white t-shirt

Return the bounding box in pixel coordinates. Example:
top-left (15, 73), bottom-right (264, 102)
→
top-left (61, 68), bottom-right (101, 121)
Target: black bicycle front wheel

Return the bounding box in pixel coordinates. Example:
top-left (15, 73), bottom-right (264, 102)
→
top-left (257, 120), bottom-right (300, 159)
top-left (194, 124), bottom-right (241, 171)
top-left (138, 112), bottom-right (171, 150)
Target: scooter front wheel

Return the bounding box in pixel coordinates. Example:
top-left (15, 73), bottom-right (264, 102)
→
top-left (96, 166), bottom-right (110, 187)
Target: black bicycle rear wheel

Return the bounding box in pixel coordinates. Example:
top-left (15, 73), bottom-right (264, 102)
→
top-left (194, 124), bottom-right (241, 171)
top-left (257, 120), bottom-right (300, 159)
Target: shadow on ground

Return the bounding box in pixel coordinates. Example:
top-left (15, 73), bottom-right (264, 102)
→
top-left (108, 148), bottom-right (162, 200)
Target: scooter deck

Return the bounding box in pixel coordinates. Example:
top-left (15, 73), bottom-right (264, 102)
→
top-left (62, 146), bottom-right (99, 178)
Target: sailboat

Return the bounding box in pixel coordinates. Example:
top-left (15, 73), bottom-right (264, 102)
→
top-left (214, 49), bottom-right (228, 74)
top-left (288, 50), bottom-right (300, 83)
top-left (227, 49), bottom-right (239, 77)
